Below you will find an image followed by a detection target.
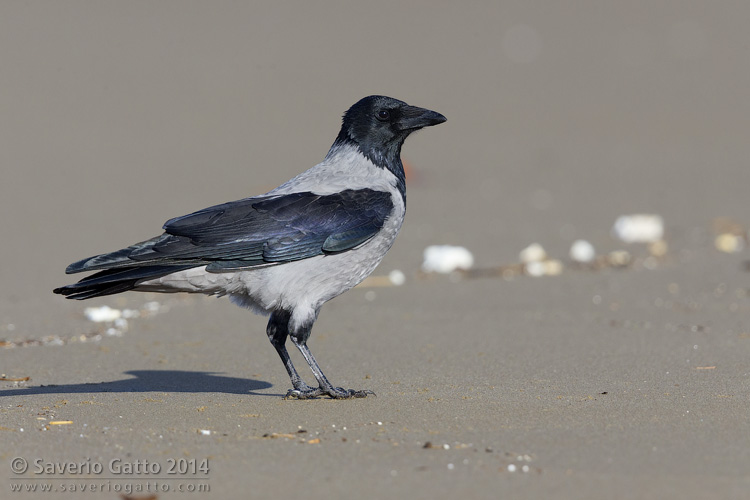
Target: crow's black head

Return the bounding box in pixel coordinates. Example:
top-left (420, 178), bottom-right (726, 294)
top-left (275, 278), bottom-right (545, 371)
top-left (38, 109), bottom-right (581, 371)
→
top-left (333, 95), bottom-right (446, 169)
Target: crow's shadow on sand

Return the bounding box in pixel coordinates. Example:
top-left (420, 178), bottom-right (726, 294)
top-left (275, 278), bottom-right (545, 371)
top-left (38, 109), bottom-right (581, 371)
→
top-left (0, 370), bottom-right (278, 397)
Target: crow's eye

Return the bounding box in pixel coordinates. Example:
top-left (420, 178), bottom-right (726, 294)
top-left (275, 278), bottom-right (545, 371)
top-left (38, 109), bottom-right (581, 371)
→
top-left (376, 109), bottom-right (390, 121)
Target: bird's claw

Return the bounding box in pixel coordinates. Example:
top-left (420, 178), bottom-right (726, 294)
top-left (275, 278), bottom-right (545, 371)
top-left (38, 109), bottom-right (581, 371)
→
top-left (284, 387), bottom-right (323, 400)
top-left (328, 387), bottom-right (375, 399)
top-left (284, 387), bottom-right (375, 400)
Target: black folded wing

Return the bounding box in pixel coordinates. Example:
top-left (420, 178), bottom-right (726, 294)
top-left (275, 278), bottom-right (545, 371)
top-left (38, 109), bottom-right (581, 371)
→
top-left (67, 189), bottom-right (394, 274)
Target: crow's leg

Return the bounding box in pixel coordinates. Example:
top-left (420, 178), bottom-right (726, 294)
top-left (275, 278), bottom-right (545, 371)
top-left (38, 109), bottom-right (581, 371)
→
top-left (267, 310), bottom-right (320, 397)
top-left (285, 316), bottom-right (374, 400)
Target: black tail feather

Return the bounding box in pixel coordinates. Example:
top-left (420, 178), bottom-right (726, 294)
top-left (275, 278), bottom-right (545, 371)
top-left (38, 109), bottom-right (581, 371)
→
top-left (54, 281), bottom-right (142, 300)
top-left (54, 265), bottom-right (194, 300)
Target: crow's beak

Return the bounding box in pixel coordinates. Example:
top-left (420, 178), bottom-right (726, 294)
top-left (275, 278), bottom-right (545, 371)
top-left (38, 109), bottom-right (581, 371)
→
top-left (397, 106), bottom-right (447, 131)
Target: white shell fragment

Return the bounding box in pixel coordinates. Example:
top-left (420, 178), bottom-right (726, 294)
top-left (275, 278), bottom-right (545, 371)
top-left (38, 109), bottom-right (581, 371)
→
top-left (607, 250), bottom-right (632, 267)
top-left (84, 306), bottom-right (122, 323)
top-left (388, 269), bottom-right (406, 286)
top-left (519, 243), bottom-right (547, 263)
top-left (569, 240), bottom-right (596, 263)
top-left (525, 261), bottom-right (546, 277)
top-left (715, 234), bottom-right (744, 253)
top-left (422, 245), bottom-right (474, 273)
top-left (524, 259), bottom-right (563, 277)
top-left (612, 215), bottom-right (664, 243)
top-left (79, 301), bottom-right (168, 341)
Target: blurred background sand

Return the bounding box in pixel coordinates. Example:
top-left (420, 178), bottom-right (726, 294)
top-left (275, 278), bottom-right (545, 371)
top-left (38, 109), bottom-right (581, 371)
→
top-left (1, 2), bottom-right (748, 499)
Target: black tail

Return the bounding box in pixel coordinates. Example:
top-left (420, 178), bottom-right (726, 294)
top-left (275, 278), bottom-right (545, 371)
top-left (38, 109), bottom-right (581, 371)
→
top-left (53, 265), bottom-right (194, 300)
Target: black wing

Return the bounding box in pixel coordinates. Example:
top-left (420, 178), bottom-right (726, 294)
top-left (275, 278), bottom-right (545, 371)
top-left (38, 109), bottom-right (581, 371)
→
top-left (66, 189), bottom-right (394, 274)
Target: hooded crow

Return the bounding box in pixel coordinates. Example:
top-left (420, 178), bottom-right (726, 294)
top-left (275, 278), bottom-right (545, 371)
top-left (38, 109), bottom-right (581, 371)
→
top-left (54, 95), bottom-right (446, 399)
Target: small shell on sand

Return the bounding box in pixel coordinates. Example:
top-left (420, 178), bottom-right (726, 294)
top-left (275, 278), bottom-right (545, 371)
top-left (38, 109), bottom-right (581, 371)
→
top-left (612, 215), bottom-right (664, 243)
top-left (524, 259), bottom-right (563, 277)
top-left (569, 240), bottom-right (596, 263)
top-left (607, 250), bottom-right (632, 267)
top-left (422, 245), bottom-right (475, 273)
top-left (519, 243), bottom-right (547, 263)
top-left (388, 270), bottom-right (406, 286)
top-left (715, 233), bottom-right (744, 253)
top-left (84, 306), bottom-right (122, 323)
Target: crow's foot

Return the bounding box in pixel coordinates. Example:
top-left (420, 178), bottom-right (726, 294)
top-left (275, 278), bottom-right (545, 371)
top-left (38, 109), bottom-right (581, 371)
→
top-left (284, 387), bottom-right (375, 400)
top-left (327, 387), bottom-right (375, 399)
top-left (284, 387), bottom-right (323, 399)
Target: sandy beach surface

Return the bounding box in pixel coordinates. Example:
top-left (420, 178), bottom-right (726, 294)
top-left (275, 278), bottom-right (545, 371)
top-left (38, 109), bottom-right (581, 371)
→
top-left (1, 2), bottom-right (748, 499)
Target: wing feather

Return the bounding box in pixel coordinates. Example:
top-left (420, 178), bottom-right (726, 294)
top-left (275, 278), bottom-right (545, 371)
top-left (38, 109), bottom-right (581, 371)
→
top-left (65, 189), bottom-right (394, 274)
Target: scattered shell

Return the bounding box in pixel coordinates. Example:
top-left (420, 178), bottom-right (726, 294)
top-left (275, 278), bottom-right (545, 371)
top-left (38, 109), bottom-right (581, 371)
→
top-left (569, 240), bottom-right (596, 263)
top-left (607, 250), bottom-right (632, 267)
top-left (715, 233), bottom-right (744, 253)
top-left (198, 429), bottom-right (211, 436)
top-left (524, 259), bottom-right (563, 277)
top-left (525, 261), bottom-right (546, 277)
top-left (84, 306), bottom-right (122, 323)
top-left (388, 269), bottom-right (406, 286)
top-left (519, 243), bottom-right (547, 263)
top-left (612, 215), bottom-right (664, 243)
top-left (422, 245), bottom-right (474, 273)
